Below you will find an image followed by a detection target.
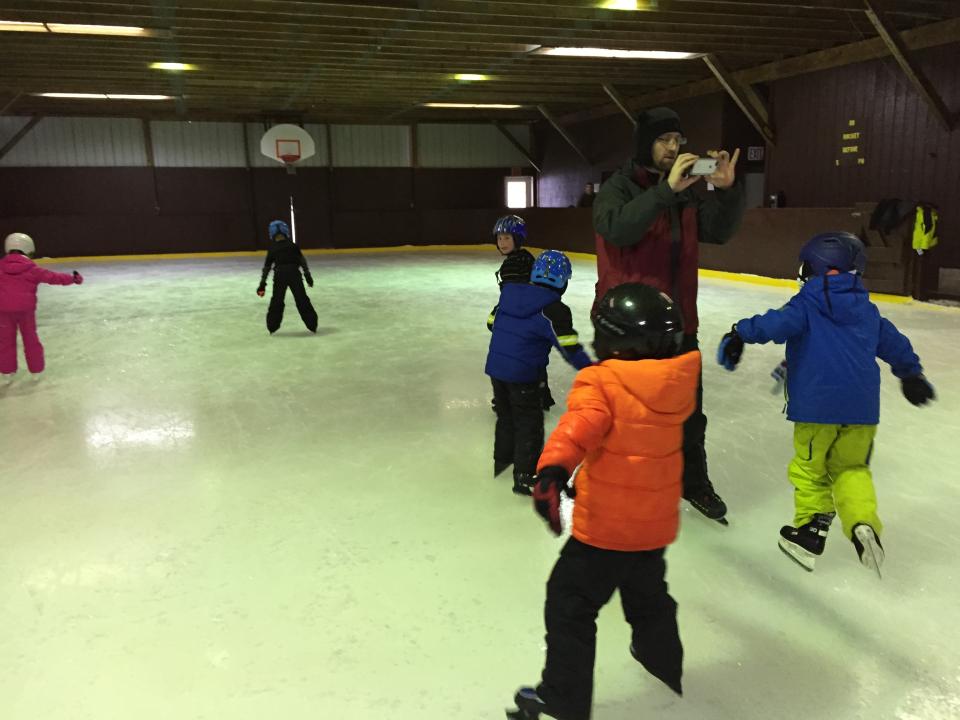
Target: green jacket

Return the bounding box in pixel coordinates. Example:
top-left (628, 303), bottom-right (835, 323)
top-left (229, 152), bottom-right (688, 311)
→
top-left (592, 161), bottom-right (745, 332)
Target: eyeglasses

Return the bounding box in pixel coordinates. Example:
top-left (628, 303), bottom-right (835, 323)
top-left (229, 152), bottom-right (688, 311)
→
top-left (655, 135), bottom-right (687, 148)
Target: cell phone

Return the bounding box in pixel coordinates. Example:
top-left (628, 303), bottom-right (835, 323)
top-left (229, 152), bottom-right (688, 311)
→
top-left (688, 157), bottom-right (718, 176)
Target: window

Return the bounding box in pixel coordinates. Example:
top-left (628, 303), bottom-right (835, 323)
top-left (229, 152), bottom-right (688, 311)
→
top-left (505, 176), bottom-right (533, 209)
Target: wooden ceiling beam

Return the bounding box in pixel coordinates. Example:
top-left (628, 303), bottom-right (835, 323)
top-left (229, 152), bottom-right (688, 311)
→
top-left (538, 105), bottom-right (591, 165)
top-left (492, 121), bottom-right (541, 172)
top-left (0, 115), bottom-right (43, 161)
top-left (601, 83), bottom-right (638, 127)
top-left (863, 0), bottom-right (955, 132)
top-left (702, 52), bottom-right (775, 144)
top-left (560, 16), bottom-right (960, 125)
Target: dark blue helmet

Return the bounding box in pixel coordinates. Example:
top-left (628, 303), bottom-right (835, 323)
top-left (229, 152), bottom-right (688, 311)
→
top-left (799, 232), bottom-right (866, 281)
top-left (532, 250), bottom-right (572, 291)
top-left (269, 220), bottom-right (291, 241)
top-left (492, 215), bottom-right (527, 246)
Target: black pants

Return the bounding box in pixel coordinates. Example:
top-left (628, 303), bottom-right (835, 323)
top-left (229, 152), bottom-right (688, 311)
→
top-left (491, 378), bottom-right (543, 479)
top-left (267, 265), bottom-right (318, 333)
top-left (537, 539), bottom-right (682, 720)
top-left (680, 334), bottom-right (711, 496)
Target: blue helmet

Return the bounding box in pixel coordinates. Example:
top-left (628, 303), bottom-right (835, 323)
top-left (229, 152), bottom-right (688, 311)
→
top-left (532, 250), bottom-right (572, 291)
top-left (269, 220), bottom-right (291, 241)
top-left (492, 214), bottom-right (527, 246)
top-left (799, 232), bottom-right (866, 280)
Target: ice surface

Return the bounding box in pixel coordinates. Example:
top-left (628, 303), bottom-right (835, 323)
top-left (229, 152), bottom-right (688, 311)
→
top-left (1, 250), bottom-right (958, 719)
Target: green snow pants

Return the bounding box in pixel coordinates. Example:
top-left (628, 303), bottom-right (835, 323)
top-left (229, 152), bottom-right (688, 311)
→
top-left (788, 423), bottom-right (882, 539)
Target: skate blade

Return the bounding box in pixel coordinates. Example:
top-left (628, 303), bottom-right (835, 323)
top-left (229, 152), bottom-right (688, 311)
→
top-left (854, 526), bottom-right (884, 579)
top-left (778, 538), bottom-right (816, 572)
top-left (505, 710), bottom-right (534, 719)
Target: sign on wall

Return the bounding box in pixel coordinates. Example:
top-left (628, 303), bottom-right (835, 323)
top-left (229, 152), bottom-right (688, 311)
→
top-left (836, 119), bottom-right (865, 167)
top-left (747, 146), bottom-right (765, 162)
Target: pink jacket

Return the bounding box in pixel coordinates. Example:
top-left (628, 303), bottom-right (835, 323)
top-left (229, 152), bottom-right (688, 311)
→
top-left (0, 254), bottom-right (76, 313)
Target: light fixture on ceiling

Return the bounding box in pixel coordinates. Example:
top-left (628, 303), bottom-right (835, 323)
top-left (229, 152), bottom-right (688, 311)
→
top-left (0, 20), bottom-right (155, 36)
top-left (150, 62), bottom-right (198, 71)
top-left (596, 0), bottom-right (657, 10)
top-left (453, 73), bottom-right (490, 81)
top-left (0, 20), bottom-right (46, 32)
top-left (423, 103), bottom-right (523, 109)
top-left (537, 47), bottom-right (698, 60)
top-left (35, 93), bottom-right (175, 100)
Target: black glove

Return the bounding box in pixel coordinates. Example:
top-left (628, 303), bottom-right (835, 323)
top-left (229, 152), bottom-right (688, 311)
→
top-left (304, 273), bottom-right (314, 288)
top-left (72, 271), bottom-right (84, 285)
top-left (717, 326), bottom-right (745, 371)
top-left (532, 465), bottom-right (576, 536)
top-left (901, 375), bottom-right (935, 406)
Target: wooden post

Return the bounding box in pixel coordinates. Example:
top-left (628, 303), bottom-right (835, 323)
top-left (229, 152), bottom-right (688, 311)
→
top-left (141, 119), bottom-right (161, 215)
top-left (241, 121), bottom-right (261, 249)
top-left (863, 0), bottom-right (955, 132)
top-left (325, 123), bottom-right (335, 248)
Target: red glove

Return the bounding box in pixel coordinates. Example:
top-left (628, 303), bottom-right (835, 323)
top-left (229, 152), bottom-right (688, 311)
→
top-left (256, 285), bottom-right (265, 297)
top-left (72, 271), bottom-right (84, 285)
top-left (533, 465), bottom-right (575, 536)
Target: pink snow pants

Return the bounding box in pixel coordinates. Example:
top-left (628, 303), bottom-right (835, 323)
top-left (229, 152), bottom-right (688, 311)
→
top-left (0, 311), bottom-right (44, 374)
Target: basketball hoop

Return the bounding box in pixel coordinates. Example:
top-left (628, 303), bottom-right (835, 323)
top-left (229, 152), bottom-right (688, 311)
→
top-left (260, 125), bottom-right (315, 173)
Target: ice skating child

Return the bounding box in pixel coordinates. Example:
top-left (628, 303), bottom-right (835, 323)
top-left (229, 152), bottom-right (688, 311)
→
top-left (489, 214), bottom-right (556, 410)
top-left (492, 214), bottom-right (535, 288)
top-left (507, 283), bottom-right (700, 720)
top-left (256, 220), bottom-right (318, 334)
top-left (716, 232), bottom-right (935, 577)
top-left (0, 232), bottom-right (83, 377)
top-left (485, 250), bottom-right (592, 496)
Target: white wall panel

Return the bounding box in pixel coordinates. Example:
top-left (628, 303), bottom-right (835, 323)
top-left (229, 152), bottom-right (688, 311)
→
top-left (151, 121), bottom-right (246, 167)
top-left (0, 117), bottom-right (147, 167)
top-left (244, 122), bottom-right (328, 167)
top-left (330, 125), bottom-right (410, 167)
top-left (417, 123), bottom-right (531, 167)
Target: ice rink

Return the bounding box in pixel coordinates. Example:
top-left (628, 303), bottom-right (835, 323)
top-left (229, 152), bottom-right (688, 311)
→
top-left (2, 249), bottom-right (958, 720)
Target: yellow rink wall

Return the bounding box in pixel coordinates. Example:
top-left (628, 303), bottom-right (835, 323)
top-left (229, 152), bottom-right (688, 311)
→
top-left (33, 244), bottom-right (951, 310)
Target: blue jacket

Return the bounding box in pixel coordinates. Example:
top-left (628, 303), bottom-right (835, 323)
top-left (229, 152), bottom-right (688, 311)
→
top-left (735, 274), bottom-right (921, 425)
top-left (485, 283), bottom-right (593, 384)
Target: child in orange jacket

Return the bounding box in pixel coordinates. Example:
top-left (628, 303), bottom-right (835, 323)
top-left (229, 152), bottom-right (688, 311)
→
top-left (506, 283), bottom-right (701, 720)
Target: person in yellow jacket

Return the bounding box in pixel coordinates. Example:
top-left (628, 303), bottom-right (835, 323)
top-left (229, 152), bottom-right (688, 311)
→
top-left (506, 283), bottom-right (700, 720)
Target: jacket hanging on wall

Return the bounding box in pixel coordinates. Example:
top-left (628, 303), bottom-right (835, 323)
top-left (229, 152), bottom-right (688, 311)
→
top-left (913, 205), bottom-right (939, 255)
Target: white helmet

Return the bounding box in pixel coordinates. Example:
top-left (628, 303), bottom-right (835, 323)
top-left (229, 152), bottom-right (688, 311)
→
top-left (4, 232), bottom-right (35, 256)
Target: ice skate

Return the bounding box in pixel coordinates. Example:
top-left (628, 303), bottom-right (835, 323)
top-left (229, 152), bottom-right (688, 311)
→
top-left (852, 523), bottom-right (884, 579)
top-left (512, 473), bottom-right (535, 496)
top-left (778, 512), bottom-right (835, 571)
top-left (684, 484), bottom-right (728, 525)
top-left (505, 687), bottom-right (557, 719)
top-left (494, 460), bottom-right (512, 477)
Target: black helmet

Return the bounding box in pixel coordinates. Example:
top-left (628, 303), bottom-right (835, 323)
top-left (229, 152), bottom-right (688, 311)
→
top-left (592, 283), bottom-right (684, 361)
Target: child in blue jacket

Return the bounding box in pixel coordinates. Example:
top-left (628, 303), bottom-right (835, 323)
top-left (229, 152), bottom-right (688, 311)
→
top-left (717, 232), bottom-right (935, 577)
top-left (486, 250), bottom-right (592, 496)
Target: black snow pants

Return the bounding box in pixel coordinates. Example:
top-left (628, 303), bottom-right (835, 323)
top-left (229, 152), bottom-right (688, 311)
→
top-left (680, 333), bottom-right (711, 497)
top-left (536, 538), bottom-right (683, 720)
top-left (267, 264), bottom-right (317, 333)
top-left (491, 378), bottom-right (543, 480)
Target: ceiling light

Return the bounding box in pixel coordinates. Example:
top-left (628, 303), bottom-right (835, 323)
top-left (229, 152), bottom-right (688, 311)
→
top-left (0, 20), bottom-right (154, 36)
top-left (423, 103), bottom-right (523, 109)
top-left (45, 23), bottom-right (149, 36)
top-left (35, 93), bottom-right (174, 100)
top-left (150, 62), bottom-right (198, 71)
top-left (597, 0), bottom-right (657, 10)
top-left (0, 20), bottom-right (47, 32)
top-left (453, 74), bottom-right (489, 81)
top-left (539, 47), bottom-right (698, 60)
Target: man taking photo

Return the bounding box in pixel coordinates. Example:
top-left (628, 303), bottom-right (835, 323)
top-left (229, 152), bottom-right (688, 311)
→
top-left (593, 106), bottom-right (745, 524)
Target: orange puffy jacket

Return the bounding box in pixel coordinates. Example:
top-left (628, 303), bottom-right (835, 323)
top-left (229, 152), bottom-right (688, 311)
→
top-left (537, 351), bottom-right (701, 551)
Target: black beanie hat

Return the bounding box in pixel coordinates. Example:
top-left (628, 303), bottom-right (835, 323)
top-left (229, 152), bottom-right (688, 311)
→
top-left (633, 107), bottom-right (683, 166)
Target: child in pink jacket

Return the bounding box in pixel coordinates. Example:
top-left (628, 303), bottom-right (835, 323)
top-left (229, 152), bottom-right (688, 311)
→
top-left (0, 233), bottom-right (83, 376)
